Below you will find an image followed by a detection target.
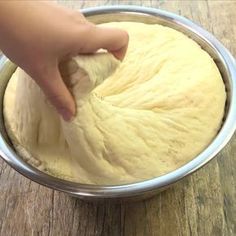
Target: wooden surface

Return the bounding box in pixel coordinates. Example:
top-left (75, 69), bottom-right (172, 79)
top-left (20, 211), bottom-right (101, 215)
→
top-left (0, 1), bottom-right (236, 235)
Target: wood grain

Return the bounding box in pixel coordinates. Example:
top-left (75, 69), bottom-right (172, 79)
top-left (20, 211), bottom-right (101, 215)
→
top-left (0, 1), bottom-right (236, 235)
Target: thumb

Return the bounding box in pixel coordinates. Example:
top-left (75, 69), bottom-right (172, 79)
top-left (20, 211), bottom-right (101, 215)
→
top-left (35, 65), bottom-right (76, 121)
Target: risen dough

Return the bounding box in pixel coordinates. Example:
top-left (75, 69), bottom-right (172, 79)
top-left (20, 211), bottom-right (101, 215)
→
top-left (4, 22), bottom-right (226, 184)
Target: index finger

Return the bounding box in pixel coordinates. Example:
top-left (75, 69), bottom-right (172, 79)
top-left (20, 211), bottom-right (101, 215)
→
top-left (77, 25), bottom-right (129, 60)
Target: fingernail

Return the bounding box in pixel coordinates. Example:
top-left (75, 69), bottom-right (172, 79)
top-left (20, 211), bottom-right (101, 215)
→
top-left (60, 109), bottom-right (73, 122)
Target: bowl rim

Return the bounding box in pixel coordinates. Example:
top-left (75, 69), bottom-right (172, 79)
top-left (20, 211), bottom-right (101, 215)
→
top-left (0, 5), bottom-right (236, 198)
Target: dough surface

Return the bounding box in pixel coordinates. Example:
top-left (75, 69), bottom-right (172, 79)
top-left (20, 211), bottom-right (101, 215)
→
top-left (4, 22), bottom-right (226, 184)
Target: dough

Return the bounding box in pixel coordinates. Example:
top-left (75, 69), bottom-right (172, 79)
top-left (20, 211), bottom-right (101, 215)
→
top-left (4, 22), bottom-right (226, 184)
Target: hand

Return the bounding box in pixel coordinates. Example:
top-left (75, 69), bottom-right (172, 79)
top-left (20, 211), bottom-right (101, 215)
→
top-left (0, 1), bottom-right (129, 121)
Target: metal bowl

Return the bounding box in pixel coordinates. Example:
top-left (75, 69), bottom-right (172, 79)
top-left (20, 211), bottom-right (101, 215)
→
top-left (0, 6), bottom-right (236, 201)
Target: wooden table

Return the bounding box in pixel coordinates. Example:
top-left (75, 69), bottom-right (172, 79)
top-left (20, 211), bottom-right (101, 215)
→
top-left (0, 1), bottom-right (235, 235)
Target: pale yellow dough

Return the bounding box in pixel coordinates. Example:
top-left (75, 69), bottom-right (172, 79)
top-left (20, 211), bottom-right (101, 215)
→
top-left (3, 22), bottom-right (226, 184)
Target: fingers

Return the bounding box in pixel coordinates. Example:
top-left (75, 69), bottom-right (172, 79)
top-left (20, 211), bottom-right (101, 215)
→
top-left (93, 26), bottom-right (129, 60)
top-left (35, 66), bottom-right (76, 121)
top-left (77, 24), bottom-right (129, 61)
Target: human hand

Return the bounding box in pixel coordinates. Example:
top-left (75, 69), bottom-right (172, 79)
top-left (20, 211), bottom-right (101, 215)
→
top-left (0, 1), bottom-right (129, 120)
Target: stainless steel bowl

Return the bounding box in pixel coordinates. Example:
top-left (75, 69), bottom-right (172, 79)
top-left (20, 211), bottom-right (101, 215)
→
top-left (0, 6), bottom-right (236, 201)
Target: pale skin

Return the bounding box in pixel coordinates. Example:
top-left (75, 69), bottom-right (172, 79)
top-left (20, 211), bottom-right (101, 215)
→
top-left (0, 1), bottom-right (129, 120)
